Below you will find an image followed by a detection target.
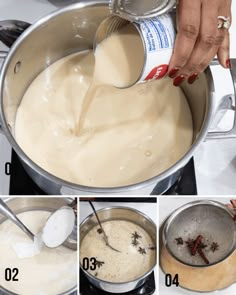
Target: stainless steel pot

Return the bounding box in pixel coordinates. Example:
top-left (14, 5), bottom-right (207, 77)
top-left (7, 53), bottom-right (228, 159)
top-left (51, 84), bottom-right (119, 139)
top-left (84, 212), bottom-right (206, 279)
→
top-left (162, 200), bottom-right (236, 267)
top-left (0, 197), bottom-right (77, 295)
top-left (160, 200), bottom-right (236, 292)
top-left (0, 1), bottom-right (236, 195)
top-left (80, 206), bottom-right (157, 293)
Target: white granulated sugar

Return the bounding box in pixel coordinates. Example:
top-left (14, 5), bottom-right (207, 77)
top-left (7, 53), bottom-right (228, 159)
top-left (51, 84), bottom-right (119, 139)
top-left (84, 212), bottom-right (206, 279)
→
top-left (42, 207), bottom-right (75, 248)
top-left (13, 233), bottom-right (43, 259)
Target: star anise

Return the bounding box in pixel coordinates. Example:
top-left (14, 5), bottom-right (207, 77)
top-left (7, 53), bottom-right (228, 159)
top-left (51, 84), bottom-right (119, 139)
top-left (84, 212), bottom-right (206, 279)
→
top-left (175, 237), bottom-right (184, 245)
top-left (185, 238), bottom-right (195, 249)
top-left (138, 247), bottom-right (146, 255)
top-left (131, 239), bottom-right (140, 247)
top-left (132, 231), bottom-right (142, 240)
top-left (185, 238), bottom-right (207, 251)
top-left (95, 260), bottom-right (105, 268)
top-left (210, 242), bottom-right (219, 252)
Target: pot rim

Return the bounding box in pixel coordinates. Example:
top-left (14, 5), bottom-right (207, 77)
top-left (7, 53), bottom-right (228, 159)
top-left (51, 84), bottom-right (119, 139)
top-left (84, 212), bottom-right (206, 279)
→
top-left (162, 200), bottom-right (236, 268)
top-left (0, 196), bottom-right (77, 295)
top-left (0, 0), bottom-right (215, 193)
top-left (79, 206), bottom-right (157, 285)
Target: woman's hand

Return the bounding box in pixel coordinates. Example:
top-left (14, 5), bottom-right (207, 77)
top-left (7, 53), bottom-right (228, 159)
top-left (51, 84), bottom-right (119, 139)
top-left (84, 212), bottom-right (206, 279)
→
top-left (226, 199), bottom-right (236, 210)
top-left (168, 0), bottom-right (232, 86)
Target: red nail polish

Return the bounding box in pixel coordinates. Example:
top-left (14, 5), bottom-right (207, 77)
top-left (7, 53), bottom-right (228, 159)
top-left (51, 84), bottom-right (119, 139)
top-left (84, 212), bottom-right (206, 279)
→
top-left (226, 59), bottom-right (231, 69)
top-left (173, 75), bottom-right (186, 87)
top-left (188, 73), bottom-right (199, 84)
top-left (168, 68), bottom-right (180, 78)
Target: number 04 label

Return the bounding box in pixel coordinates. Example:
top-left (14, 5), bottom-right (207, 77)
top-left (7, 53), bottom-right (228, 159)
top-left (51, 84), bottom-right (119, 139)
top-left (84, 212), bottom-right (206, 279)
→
top-left (165, 274), bottom-right (179, 287)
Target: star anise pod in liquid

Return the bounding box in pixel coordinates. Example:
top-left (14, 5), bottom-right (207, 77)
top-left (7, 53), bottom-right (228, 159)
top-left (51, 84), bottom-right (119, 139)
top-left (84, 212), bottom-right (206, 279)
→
top-left (131, 231), bottom-right (142, 240)
top-left (138, 247), bottom-right (146, 255)
top-left (95, 260), bottom-right (105, 268)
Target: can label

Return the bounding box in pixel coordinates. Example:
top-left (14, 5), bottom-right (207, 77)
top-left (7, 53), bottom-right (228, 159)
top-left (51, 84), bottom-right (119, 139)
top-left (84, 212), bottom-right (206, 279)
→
top-left (136, 14), bottom-right (176, 82)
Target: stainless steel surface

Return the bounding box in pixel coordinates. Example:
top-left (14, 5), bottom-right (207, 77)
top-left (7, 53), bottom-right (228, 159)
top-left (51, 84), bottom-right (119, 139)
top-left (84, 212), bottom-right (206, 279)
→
top-left (88, 201), bottom-right (120, 252)
top-left (0, 197), bottom-right (77, 295)
top-left (163, 200), bottom-right (236, 267)
top-left (110, 0), bottom-right (176, 20)
top-left (63, 220), bottom-right (77, 250)
top-left (0, 51), bottom-right (8, 60)
top-left (80, 206), bottom-right (157, 293)
top-left (0, 50), bottom-right (7, 134)
top-left (206, 59), bottom-right (236, 140)
top-left (45, 206), bottom-right (77, 250)
top-left (0, 198), bottom-right (34, 240)
top-left (0, 1), bottom-right (235, 195)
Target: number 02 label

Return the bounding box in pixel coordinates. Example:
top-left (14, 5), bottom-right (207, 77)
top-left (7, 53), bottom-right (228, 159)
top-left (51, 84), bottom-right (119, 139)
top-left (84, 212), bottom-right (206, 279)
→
top-left (5, 268), bottom-right (19, 281)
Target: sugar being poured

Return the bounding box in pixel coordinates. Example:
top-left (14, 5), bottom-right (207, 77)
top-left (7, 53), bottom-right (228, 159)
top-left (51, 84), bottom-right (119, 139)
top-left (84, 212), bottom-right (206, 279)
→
top-left (76, 23), bottom-right (144, 134)
top-left (13, 207), bottom-right (75, 259)
top-left (13, 233), bottom-right (43, 259)
top-left (42, 207), bottom-right (75, 248)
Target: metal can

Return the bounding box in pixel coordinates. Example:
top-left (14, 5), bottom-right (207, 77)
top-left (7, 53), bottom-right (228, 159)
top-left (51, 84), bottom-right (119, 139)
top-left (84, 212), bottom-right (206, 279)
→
top-left (109, 0), bottom-right (176, 21)
top-left (95, 14), bottom-right (176, 87)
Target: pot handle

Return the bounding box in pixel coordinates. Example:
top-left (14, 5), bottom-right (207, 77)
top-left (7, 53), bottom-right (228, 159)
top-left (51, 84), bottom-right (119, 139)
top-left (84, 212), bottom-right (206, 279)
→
top-left (0, 20), bottom-right (31, 47)
top-left (0, 20), bottom-right (31, 134)
top-left (206, 59), bottom-right (236, 140)
top-left (0, 50), bottom-right (8, 134)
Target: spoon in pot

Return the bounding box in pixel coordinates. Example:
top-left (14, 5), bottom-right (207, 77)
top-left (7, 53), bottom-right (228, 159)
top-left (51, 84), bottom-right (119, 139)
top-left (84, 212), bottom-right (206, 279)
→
top-left (89, 201), bottom-right (121, 253)
top-left (0, 199), bottom-right (76, 249)
top-left (0, 198), bottom-right (34, 240)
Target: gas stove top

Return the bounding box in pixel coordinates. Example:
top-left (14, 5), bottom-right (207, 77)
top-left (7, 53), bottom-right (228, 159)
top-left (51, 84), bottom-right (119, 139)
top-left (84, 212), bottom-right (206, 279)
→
top-left (80, 270), bottom-right (156, 295)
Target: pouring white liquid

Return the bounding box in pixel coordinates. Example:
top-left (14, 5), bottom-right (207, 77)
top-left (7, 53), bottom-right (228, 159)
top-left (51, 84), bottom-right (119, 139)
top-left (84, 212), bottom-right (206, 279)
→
top-left (15, 26), bottom-right (193, 187)
top-left (77, 24), bottom-right (144, 134)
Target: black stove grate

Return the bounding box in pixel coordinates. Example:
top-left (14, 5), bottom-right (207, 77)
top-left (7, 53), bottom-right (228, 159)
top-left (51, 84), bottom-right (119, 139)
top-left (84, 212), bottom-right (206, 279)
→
top-left (9, 150), bottom-right (46, 195)
top-left (80, 270), bottom-right (156, 295)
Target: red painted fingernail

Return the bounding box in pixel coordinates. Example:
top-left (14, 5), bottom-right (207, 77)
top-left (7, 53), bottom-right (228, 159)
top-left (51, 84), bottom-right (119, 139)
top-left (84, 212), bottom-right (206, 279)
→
top-left (188, 73), bottom-right (199, 84)
top-left (226, 59), bottom-right (231, 69)
top-left (168, 68), bottom-right (180, 78)
top-left (173, 75), bottom-right (186, 87)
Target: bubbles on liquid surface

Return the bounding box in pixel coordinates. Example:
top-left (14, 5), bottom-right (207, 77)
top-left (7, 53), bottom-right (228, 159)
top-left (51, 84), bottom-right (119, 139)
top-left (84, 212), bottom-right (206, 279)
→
top-left (145, 150), bottom-right (152, 157)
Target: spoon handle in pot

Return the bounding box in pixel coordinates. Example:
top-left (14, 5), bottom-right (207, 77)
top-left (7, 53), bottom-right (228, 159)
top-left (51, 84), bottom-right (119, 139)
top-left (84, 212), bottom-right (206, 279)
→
top-left (88, 201), bottom-right (109, 243)
top-left (0, 198), bottom-right (34, 241)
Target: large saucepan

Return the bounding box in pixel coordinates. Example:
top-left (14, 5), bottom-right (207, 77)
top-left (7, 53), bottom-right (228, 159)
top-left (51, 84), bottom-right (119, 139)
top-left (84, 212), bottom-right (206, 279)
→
top-left (0, 1), bottom-right (236, 195)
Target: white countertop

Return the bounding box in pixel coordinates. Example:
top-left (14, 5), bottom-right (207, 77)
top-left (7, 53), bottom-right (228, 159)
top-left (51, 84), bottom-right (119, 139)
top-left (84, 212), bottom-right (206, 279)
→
top-left (159, 197), bottom-right (236, 295)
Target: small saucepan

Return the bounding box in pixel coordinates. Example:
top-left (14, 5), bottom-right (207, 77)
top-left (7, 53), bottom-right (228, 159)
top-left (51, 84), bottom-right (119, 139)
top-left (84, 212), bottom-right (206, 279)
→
top-left (160, 200), bottom-right (236, 292)
top-left (80, 206), bottom-right (157, 293)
